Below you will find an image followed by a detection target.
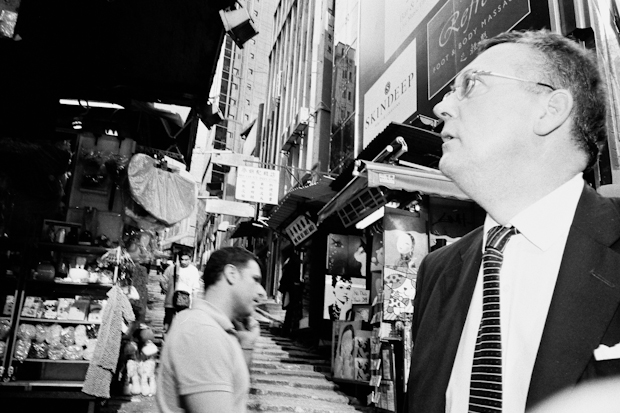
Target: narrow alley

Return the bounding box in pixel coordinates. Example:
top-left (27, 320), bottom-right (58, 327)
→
top-left (100, 269), bottom-right (370, 413)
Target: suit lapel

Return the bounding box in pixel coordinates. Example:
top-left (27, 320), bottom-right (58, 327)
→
top-left (409, 228), bottom-right (484, 412)
top-left (527, 185), bottom-right (620, 407)
top-left (434, 229), bottom-right (484, 389)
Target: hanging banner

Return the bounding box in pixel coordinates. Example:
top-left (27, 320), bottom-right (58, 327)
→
top-left (235, 166), bottom-right (280, 205)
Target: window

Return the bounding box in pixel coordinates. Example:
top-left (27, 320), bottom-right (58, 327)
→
top-left (254, 10), bottom-right (258, 16)
top-left (232, 83), bottom-right (238, 90)
top-left (247, 84), bottom-right (252, 90)
top-left (244, 114), bottom-right (250, 121)
top-left (342, 69), bottom-right (347, 79)
top-left (230, 98), bottom-right (237, 106)
top-left (246, 99), bottom-right (251, 106)
top-left (249, 68), bottom-right (254, 75)
top-left (233, 68), bottom-right (239, 76)
top-left (250, 53), bottom-right (255, 59)
top-left (348, 91), bottom-right (351, 101)
top-left (229, 114), bottom-right (235, 120)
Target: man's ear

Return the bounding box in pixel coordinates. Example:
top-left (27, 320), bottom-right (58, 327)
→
top-left (223, 264), bottom-right (239, 285)
top-left (534, 89), bottom-right (573, 136)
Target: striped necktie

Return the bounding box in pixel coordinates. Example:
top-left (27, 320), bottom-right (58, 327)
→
top-left (469, 225), bottom-right (518, 413)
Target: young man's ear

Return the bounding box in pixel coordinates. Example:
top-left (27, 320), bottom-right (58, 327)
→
top-left (223, 264), bottom-right (239, 285)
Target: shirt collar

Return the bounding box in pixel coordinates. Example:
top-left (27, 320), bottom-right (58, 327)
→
top-left (193, 298), bottom-right (235, 332)
top-left (484, 173), bottom-right (584, 251)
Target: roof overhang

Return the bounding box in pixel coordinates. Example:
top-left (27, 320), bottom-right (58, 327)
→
top-left (318, 161), bottom-right (469, 225)
top-left (332, 122), bottom-right (444, 191)
top-left (0, 0), bottom-right (235, 156)
top-left (267, 175), bottom-right (337, 230)
top-left (230, 221), bottom-right (270, 239)
top-left (364, 161), bottom-right (469, 200)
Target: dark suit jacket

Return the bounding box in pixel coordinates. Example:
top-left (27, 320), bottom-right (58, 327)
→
top-left (406, 184), bottom-right (620, 412)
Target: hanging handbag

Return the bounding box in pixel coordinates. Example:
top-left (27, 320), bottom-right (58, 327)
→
top-left (172, 265), bottom-right (191, 311)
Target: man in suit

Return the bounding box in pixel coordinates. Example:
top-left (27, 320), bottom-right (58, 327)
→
top-left (407, 29), bottom-right (620, 412)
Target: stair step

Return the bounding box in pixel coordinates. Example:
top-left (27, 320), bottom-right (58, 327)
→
top-left (251, 361), bottom-right (331, 373)
top-left (250, 367), bottom-right (330, 379)
top-left (254, 343), bottom-right (319, 354)
top-left (247, 395), bottom-right (371, 413)
top-left (253, 351), bottom-right (325, 361)
top-left (251, 374), bottom-right (338, 390)
top-left (254, 357), bottom-right (330, 367)
top-left (250, 383), bottom-right (351, 404)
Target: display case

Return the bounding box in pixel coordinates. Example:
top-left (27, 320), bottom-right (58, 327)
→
top-left (1, 242), bottom-right (112, 387)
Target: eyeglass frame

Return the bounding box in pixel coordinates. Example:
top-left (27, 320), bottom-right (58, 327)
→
top-left (445, 69), bottom-right (556, 100)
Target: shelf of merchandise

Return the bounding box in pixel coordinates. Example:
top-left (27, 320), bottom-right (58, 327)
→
top-left (37, 242), bottom-right (109, 256)
top-left (2, 242), bottom-right (112, 386)
top-left (17, 318), bottom-right (101, 325)
top-left (22, 359), bottom-right (91, 364)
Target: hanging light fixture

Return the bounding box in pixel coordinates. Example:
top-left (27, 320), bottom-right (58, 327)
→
top-left (72, 117), bottom-right (83, 130)
top-left (70, 99), bottom-right (91, 130)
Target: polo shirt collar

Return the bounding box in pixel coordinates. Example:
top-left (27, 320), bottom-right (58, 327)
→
top-left (193, 298), bottom-right (235, 332)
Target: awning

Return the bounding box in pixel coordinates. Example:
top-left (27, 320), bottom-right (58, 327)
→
top-left (331, 122), bottom-right (444, 191)
top-left (231, 221), bottom-right (270, 239)
top-left (267, 175), bottom-right (337, 229)
top-left (317, 161), bottom-right (469, 225)
top-left (363, 161), bottom-right (469, 200)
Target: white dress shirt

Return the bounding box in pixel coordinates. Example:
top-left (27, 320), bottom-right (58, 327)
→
top-left (446, 173), bottom-right (585, 413)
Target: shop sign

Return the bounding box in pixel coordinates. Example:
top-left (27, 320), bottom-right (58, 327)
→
top-left (427, 0), bottom-right (532, 99)
top-left (205, 199), bottom-right (255, 218)
top-left (285, 215), bottom-right (317, 246)
top-left (212, 152), bottom-right (259, 168)
top-left (378, 173), bottom-right (396, 185)
top-left (384, 0), bottom-right (437, 63)
top-left (235, 166), bottom-right (279, 205)
top-left (363, 39), bottom-right (417, 147)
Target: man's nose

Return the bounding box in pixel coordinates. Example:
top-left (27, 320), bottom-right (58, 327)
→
top-left (257, 285), bottom-right (267, 301)
top-left (433, 92), bottom-right (455, 121)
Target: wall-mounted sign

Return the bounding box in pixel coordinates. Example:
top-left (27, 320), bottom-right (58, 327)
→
top-left (427, 0), bottom-right (532, 99)
top-left (285, 214), bottom-right (317, 246)
top-left (384, 0), bottom-right (437, 63)
top-left (205, 199), bottom-right (255, 218)
top-left (235, 166), bottom-right (279, 205)
top-left (363, 39), bottom-right (417, 147)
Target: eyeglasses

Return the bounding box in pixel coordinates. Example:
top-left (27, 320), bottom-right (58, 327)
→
top-left (446, 69), bottom-right (556, 100)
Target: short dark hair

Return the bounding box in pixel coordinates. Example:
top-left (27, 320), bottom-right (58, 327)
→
top-left (203, 247), bottom-right (259, 290)
top-left (478, 29), bottom-right (607, 170)
top-left (332, 274), bottom-right (352, 288)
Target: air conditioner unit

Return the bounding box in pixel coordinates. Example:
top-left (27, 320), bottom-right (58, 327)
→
top-left (219, 7), bottom-right (259, 49)
top-left (294, 107), bottom-right (310, 133)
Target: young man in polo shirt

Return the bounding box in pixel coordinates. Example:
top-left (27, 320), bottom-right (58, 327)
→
top-left (156, 247), bottom-right (266, 413)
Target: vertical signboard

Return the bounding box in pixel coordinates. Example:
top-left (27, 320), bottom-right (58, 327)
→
top-left (427, 0), bottom-right (532, 99)
top-left (363, 39), bottom-right (417, 147)
top-left (235, 166), bottom-right (280, 205)
top-left (384, 0), bottom-right (438, 63)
